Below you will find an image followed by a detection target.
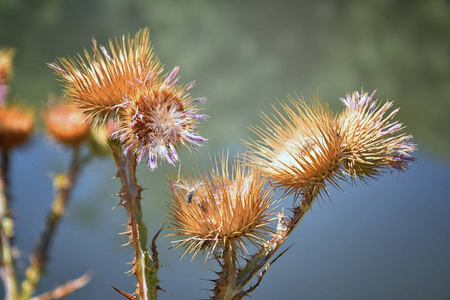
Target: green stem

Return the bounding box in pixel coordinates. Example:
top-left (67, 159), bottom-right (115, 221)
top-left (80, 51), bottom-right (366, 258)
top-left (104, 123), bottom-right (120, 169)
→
top-left (213, 242), bottom-right (238, 300)
top-left (19, 146), bottom-right (81, 300)
top-left (0, 149), bottom-right (18, 300)
top-left (0, 230), bottom-right (17, 300)
top-left (110, 144), bottom-right (159, 300)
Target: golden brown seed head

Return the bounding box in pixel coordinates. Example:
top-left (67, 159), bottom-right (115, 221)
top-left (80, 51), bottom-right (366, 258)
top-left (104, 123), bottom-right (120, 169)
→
top-left (43, 97), bottom-right (91, 147)
top-left (338, 90), bottom-right (415, 179)
top-left (244, 95), bottom-right (344, 200)
top-left (115, 71), bottom-right (207, 170)
top-left (0, 48), bottom-right (14, 85)
top-left (49, 28), bottom-right (162, 124)
top-left (167, 154), bottom-right (276, 258)
top-left (0, 106), bottom-right (34, 150)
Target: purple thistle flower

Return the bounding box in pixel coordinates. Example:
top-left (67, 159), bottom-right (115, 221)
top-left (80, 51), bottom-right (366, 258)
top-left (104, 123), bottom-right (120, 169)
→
top-left (389, 153), bottom-right (416, 172)
top-left (115, 64), bottom-right (207, 171)
top-left (339, 89), bottom-right (416, 178)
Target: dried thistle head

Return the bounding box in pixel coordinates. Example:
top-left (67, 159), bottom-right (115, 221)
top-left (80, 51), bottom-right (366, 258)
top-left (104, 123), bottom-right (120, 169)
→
top-left (43, 96), bottom-right (91, 147)
top-left (49, 28), bottom-right (162, 124)
top-left (0, 48), bottom-right (14, 85)
top-left (50, 28), bottom-right (207, 170)
top-left (338, 90), bottom-right (415, 179)
top-left (113, 67), bottom-right (207, 170)
top-left (167, 153), bottom-right (277, 259)
top-left (0, 106), bottom-right (34, 150)
top-left (244, 95), bottom-right (343, 200)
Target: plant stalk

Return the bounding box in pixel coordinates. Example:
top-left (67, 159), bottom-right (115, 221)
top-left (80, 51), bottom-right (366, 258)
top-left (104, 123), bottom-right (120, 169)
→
top-left (0, 149), bottom-right (19, 300)
top-left (19, 146), bottom-right (81, 300)
top-left (212, 242), bottom-right (238, 300)
top-left (231, 189), bottom-right (319, 299)
top-left (110, 144), bottom-right (159, 300)
top-left (1, 150), bottom-right (10, 198)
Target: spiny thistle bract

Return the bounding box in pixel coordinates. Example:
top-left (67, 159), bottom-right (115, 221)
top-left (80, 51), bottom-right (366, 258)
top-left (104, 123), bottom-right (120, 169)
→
top-left (49, 28), bottom-right (162, 123)
top-left (244, 94), bottom-right (344, 200)
top-left (244, 90), bottom-right (416, 200)
top-left (49, 28), bottom-right (207, 170)
top-left (167, 154), bottom-right (277, 259)
top-left (0, 106), bottom-right (34, 150)
top-left (338, 90), bottom-right (416, 179)
top-left (43, 97), bottom-right (91, 147)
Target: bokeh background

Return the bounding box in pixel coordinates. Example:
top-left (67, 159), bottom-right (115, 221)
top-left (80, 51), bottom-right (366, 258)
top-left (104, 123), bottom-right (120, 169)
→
top-left (1, 0), bottom-right (449, 299)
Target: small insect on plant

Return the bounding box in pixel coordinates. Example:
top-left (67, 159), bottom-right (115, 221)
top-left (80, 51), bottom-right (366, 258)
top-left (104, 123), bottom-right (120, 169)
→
top-left (170, 166), bottom-right (206, 211)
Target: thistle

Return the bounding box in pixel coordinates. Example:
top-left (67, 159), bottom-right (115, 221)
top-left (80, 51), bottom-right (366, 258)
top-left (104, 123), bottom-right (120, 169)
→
top-left (244, 95), bottom-right (343, 200)
top-left (0, 46), bottom-right (90, 300)
top-left (232, 90), bottom-right (416, 299)
top-left (112, 67), bottom-right (207, 170)
top-left (0, 104), bottom-right (35, 199)
top-left (0, 106), bottom-right (34, 151)
top-left (43, 96), bottom-right (91, 147)
top-left (20, 100), bottom-right (93, 300)
top-left (168, 153), bottom-right (276, 259)
top-left (49, 27), bottom-right (207, 299)
top-left (338, 90), bottom-right (415, 179)
top-left (50, 28), bottom-right (206, 170)
top-left (0, 107), bottom-right (34, 300)
top-left (49, 28), bottom-right (162, 124)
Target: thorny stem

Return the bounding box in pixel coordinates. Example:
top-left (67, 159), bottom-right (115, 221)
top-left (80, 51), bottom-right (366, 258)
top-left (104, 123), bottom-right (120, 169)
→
top-left (212, 243), bottom-right (237, 300)
top-left (229, 189), bottom-right (319, 300)
top-left (110, 144), bottom-right (159, 300)
top-left (0, 149), bottom-right (19, 300)
top-left (19, 146), bottom-right (83, 300)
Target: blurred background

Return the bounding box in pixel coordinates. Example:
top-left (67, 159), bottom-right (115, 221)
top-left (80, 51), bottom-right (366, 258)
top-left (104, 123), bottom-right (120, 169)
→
top-left (1, 0), bottom-right (449, 299)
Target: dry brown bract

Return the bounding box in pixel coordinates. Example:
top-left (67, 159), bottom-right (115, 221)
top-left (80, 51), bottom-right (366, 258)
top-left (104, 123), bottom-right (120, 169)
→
top-left (244, 95), bottom-right (343, 200)
top-left (50, 28), bottom-right (207, 170)
top-left (50, 28), bottom-right (162, 124)
top-left (115, 75), bottom-right (207, 170)
top-left (168, 154), bottom-right (277, 258)
top-left (244, 91), bottom-right (415, 201)
top-left (338, 90), bottom-right (415, 180)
